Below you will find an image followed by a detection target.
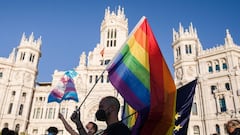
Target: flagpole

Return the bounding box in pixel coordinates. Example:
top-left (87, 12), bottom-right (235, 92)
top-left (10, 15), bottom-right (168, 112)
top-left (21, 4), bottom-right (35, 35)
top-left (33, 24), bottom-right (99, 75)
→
top-left (77, 69), bottom-right (106, 110)
top-left (121, 111), bottom-right (137, 122)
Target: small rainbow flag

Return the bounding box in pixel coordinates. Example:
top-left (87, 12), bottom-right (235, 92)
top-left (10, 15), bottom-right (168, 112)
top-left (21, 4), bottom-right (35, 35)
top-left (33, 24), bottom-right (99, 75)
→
top-left (107, 17), bottom-right (176, 135)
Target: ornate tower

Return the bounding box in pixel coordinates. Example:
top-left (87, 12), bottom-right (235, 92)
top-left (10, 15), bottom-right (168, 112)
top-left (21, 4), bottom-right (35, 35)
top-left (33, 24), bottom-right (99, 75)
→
top-left (99, 6), bottom-right (128, 60)
top-left (0, 32), bottom-right (41, 133)
top-left (172, 23), bottom-right (202, 86)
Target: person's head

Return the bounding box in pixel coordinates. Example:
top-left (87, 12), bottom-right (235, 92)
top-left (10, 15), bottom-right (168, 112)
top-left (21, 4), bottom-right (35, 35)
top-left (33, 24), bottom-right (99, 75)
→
top-left (226, 119), bottom-right (240, 134)
top-left (95, 96), bottom-right (120, 123)
top-left (47, 127), bottom-right (58, 135)
top-left (86, 122), bottom-right (98, 135)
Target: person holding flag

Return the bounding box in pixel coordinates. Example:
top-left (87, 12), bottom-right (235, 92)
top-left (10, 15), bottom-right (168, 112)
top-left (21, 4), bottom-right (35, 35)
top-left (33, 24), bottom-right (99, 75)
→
top-left (71, 96), bottom-right (131, 135)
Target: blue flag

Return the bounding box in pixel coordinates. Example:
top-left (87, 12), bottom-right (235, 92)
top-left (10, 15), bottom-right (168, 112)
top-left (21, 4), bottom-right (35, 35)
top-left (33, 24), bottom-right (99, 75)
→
top-left (174, 79), bottom-right (198, 135)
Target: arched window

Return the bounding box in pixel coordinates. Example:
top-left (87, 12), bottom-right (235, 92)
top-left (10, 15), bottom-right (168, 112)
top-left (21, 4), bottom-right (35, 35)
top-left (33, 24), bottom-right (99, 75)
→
top-left (225, 83), bottom-right (231, 90)
top-left (193, 125), bottom-right (200, 135)
top-left (207, 62), bottom-right (213, 73)
top-left (211, 85), bottom-right (217, 94)
top-left (176, 47), bottom-right (181, 57)
top-left (221, 58), bottom-right (228, 70)
top-left (214, 60), bottom-right (220, 72)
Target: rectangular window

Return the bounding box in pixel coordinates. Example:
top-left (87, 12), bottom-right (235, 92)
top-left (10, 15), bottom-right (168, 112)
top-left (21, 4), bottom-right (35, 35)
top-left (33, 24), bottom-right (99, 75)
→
top-left (8, 103), bottom-right (13, 114)
top-left (95, 75), bottom-right (98, 83)
top-left (105, 59), bottom-right (110, 65)
top-left (101, 75), bottom-right (104, 83)
top-left (36, 108), bottom-right (41, 119)
top-left (19, 104), bottom-right (24, 115)
top-left (22, 92), bottom-right (26, 97)
top-left (20, 52), bottom-right (25, 60)
top-left (216, 65), bottom-right (220, 71)
top-left (191, 103), bottom-right (198, 115)
top-left (107, 40), bottom-right (109, 47)
top-left (30, 54), bottom-right (35, 62)
top-left (189, 45), bottom-right (192, 54)
top-left (107, 76), bottom-right (110, 83)
top-left (114, 40), bottom-right (116, 47)
top-left (211, 85), bottom-right (217, 94)
top-left (33, 108), bottom-right (36, 119)
top-left (89, 75), bottom-right (92, 83)
top-left (0, 72), bottom-right (3, 78)
top-left (48, 108), bottom-right (53, 119)
top-left (185, 45), bottom-right (189, 54)
top-left (219, 98), bottom-right (227, 112)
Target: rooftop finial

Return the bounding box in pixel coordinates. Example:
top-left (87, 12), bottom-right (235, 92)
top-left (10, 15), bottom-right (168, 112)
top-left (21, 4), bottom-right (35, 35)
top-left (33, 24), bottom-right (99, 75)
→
top-left (225, 29), bottom-right (234, 46)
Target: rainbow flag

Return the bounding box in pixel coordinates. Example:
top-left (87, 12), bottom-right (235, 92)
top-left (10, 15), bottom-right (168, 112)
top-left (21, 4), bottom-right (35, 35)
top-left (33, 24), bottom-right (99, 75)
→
top-left (122, 102), bottom-right (137, 129)
top-left (107, 17), bottom-right (176, 135)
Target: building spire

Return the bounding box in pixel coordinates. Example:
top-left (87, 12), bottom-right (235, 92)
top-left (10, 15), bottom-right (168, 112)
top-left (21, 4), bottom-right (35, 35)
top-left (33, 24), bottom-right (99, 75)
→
top-left (224, 29), bottom-right (234, 46)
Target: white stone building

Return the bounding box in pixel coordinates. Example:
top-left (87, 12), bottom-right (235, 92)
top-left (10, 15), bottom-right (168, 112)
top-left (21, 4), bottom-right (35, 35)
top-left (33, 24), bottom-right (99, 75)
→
top-left (173, 23), bottom-right (240, 135)
top-left (0, 6), bottom-right (128, 135)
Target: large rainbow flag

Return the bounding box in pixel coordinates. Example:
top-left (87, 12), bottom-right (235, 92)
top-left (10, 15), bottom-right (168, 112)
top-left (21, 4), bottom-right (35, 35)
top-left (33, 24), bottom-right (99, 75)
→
top-left (107, 17), bottom-right (176, 135)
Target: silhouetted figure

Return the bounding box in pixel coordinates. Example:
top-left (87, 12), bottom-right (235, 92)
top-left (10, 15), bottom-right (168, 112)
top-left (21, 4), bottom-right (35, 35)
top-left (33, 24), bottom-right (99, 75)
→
top-left (47, 127), bottom-right (58, 135)
top-left (1, 127), bottom-right (9, 135)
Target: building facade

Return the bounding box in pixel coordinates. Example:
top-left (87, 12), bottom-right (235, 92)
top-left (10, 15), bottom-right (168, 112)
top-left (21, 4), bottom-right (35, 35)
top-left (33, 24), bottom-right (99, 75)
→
top-left (0, 6), bottom-right (128, 135)
top-left (0, 33), bottom-right (42, 133)
top-left (172, 23), bottom-right (240, 135)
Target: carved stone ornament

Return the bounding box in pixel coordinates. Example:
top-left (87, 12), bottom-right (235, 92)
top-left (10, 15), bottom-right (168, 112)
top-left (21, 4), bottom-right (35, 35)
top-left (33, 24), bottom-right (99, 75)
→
top-left (176, 68), bottom-right (183, 80)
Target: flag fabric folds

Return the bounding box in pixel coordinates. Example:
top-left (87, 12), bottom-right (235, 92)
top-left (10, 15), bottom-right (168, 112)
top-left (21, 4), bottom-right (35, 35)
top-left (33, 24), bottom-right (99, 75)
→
top-left (48, 70), bottom-right (79, 103)
top-left (122, 102), bottom-right (137, 129)
top-left (174, 79), bottom-right (198, 135)
top-left (107, 16), bottom-right (176, 135)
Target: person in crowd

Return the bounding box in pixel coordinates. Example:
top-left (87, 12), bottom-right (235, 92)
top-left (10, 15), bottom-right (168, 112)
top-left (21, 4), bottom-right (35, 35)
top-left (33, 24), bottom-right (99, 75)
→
top-left (47, 126), bottom-right (58, 135)
top-left (71, 96), bottom-right (131, 135)
top-left (1, 128), bottom-right (18, 135)
top-left (1, 127), bottom-right (9, 135)
top-left (226, 119), bottom-right (240, 135)
top-left (59, 112), bottom-right (98, 135)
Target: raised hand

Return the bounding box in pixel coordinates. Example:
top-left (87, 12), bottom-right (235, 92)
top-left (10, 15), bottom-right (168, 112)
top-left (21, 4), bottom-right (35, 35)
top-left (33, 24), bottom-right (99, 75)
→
top-left (71, 110), bottom-right (80, 124)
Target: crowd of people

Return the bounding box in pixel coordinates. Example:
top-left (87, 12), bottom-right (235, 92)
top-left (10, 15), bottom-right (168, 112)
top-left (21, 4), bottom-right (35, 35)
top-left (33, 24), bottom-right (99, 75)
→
top-left (2, 96), bottom-right (239, 135)
top-left (59, 96), bottom-right (131, 135)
